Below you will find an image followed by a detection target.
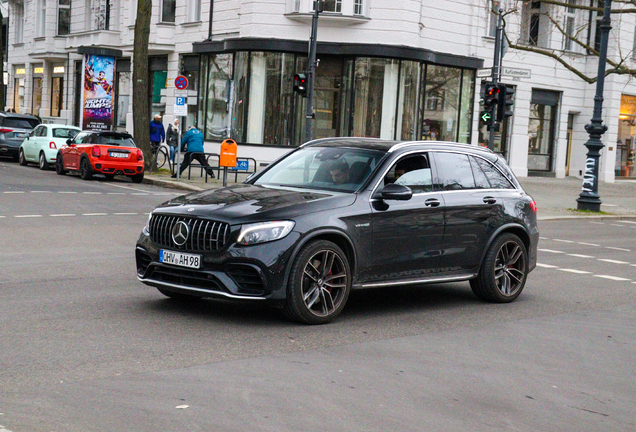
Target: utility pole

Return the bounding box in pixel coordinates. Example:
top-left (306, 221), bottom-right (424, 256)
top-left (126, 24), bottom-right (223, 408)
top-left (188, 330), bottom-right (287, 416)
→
top-left (305, 0), bottom-right (323, 143)
top-left (488, 9), bottom-right (504, 151)
top-left (577, 0), bottom-right (612, 212)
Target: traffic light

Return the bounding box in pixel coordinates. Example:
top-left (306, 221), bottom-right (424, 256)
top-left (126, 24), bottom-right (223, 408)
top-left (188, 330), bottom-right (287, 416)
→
top-left (496, 84), bottom-right (515, 122)
top-left (483, 82), bottom-right (500, 109)
top-left (293, 73), bottom-right (308, 97)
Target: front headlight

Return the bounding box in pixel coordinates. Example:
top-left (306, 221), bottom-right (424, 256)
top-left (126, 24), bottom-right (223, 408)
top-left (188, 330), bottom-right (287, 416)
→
top-left (142, 212), bottom-right (152, 236)
top-left (237, 221), bottom-right (295, 246)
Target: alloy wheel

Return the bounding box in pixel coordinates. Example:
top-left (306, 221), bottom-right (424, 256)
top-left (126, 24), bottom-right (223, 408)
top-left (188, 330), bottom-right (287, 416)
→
top-left (494, 240), bottom-right (526, 297)
top-left (301, 249), bottom-right (348, 317)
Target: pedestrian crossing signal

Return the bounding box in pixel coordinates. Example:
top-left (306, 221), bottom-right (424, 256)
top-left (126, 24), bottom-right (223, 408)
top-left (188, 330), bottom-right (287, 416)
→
top-left (294, 74), bottom-right (308, 97)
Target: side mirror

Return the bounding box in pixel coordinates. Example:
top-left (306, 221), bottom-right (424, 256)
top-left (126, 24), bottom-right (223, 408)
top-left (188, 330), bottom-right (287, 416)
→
top-left (379, 183), bottom-right (413, 201)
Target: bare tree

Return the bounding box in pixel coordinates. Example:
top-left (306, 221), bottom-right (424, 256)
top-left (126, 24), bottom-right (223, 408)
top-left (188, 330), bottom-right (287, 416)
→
top-left (133, 0), bottom-right (152, 170)
top-left (0, 10), bottom-right (5, 111)
top-left (497, 0), bottom-right (636, 83)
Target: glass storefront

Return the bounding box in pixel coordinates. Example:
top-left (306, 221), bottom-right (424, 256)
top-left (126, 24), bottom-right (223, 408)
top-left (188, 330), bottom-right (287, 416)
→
top-left (527, 89), bottom-right (559, 172)
top-left (197, 52), bottom-right (476, 147)
top-left (617, 94), bottom-right (636, 178)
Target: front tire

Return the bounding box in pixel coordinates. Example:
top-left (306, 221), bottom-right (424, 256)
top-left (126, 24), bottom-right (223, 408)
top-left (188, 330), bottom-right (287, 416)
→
top-left (19, 149), bottom-right (28, 166)
top-left (39, 152), bottom-right (49, 170)
top-left (283, 240), bottom-right (351, 325)
top-left (55, 154), bottom-right (67, 175)
top-left (470, 233), bottom-right (528, 303)
top-left (79, 158), bottom-right (93, 180)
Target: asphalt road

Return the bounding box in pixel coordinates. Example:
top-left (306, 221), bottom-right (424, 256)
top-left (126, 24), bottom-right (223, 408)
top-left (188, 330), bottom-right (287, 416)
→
top-left (1, 159), bottom-right (635, 431)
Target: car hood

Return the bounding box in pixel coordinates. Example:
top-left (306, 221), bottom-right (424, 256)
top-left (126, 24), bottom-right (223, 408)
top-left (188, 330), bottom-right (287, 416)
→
top-left (156, 183), bottom-right (357, 223)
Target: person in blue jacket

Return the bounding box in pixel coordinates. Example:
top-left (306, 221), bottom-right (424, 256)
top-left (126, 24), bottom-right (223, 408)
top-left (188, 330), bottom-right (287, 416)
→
top-left (172, 125), bottom-right (216, 178)
top-left (149, 114), bottom-right (165, 153)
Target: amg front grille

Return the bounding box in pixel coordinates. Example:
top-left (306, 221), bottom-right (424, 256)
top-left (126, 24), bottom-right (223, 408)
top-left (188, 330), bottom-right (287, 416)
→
top-left (149, 214), bottom-right (231, 252)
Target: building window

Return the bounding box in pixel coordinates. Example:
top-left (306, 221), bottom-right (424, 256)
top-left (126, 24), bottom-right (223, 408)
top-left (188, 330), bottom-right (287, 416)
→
top-left (51, 77), bottom-right (64, 117)
top-left (319, 0), bottom-right (342, 13)
top-left (488, 0), bottom-right (500, 37)
top-left (354, 0), bottom-right (363, 15)
top-left (14, 3), bottom-right (24, 43)
top-left (522, 1), bottom-right (546, 47)
top-left (58, 0), bottom-right (71, 35)
top-left (162, 0), bottom-right (176, 23)
top-left (36, 0), bottom-right (47, 38)
top-left (563, 0), bottom-right (577, 51)
top-left (91, 0), bottom-right (111, 30)
top-left (187, 0), bottom-right (201, 22)
top-left (528, 89), bottom-right (559, 172)
top-left (32, 76), bottom-right (43, 116)
top-left (422, 65), bottom-right (462, 142)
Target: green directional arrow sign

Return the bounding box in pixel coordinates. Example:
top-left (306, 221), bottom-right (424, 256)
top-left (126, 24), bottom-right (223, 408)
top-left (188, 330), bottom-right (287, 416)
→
top-left (480, 111), bottom-right (492, 122)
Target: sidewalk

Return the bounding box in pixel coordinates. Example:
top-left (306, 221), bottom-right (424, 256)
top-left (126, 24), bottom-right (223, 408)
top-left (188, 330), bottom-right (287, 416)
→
top-left (143, 169), bottom-right (636, 221)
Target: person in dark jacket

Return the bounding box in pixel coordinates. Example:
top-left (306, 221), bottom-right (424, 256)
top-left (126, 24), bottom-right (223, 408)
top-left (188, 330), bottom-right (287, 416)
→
top-left (172, 126), bottom-right (215, 179)
top-left (166, 118), bottom-right (179, 163)
top-left (149, 114), bottom-right (165, 153)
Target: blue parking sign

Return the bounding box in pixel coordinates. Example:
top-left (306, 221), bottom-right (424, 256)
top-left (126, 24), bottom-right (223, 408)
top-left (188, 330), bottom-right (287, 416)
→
top-left (176, 97), bottom-right (186, 106)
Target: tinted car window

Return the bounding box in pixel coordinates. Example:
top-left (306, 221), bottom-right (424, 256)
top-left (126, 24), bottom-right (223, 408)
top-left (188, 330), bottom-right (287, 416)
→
top-left (96, 135), bottom-right (136, 147)
top-left (74, 132), bottom-right (94, 144)
top-left (254, 147), bottom-right (384, 192)
top-left (53, 128), bottom-right (80, 139)
top-left (4, 118), bottom-right (40, 129)
top-left (388, 154), bottom-right (432, 193)
top-left (469, 156), bottom-right (491, 189)
top-left (434, 152), bottom-right (475, 191)
top-left (474, 156), bottom-right (515, 189)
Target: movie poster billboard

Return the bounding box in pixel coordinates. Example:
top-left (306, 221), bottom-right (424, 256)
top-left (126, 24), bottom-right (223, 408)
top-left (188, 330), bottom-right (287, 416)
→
top-left (81, 54), bottom-right (116, 131)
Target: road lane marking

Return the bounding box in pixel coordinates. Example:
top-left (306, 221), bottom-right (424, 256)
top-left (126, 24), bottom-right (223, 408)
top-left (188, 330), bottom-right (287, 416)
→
top-left (610, 224), bottom-right (628, 227)
top-left (594, 275), bottom-right (631, 281)
top-left (14, 215), bottom-right (43, 218)
top-left (131, 193), bottom-right (149, 196)
top-left (3, 191), bottom-right (24, 194)
top-left (598, 259), bottom-right (630, 265)
top-left (618, 220), bottom-right (636, 224)
top-left (589, 222), bottom-right (605, 225)
top-left (538, 249), bottom-right (565, 254)
top-left (553, 239), bottom-right (574, 243)
top-left (82, 213), bottom-right (108, 216)
top-left (578, 242), bottom-right (600, 247)
top-left (58, 191), bottom-right (77, 194)
top-left (0, 216), bottom-right (5, 218)
top-left (50, 214), bottom-right (76, 217)
top-left (114, 212), bottom-right (138, 215)
top-left (602, 204), bottom-right (618, 207)
top-left (106, 192), bottom-right (125, 195)
top-left (105, 183), bottom-right (153, 193)
top-left (605, 246), bottom-right (631, 252)
top-left (30, 191), bottom-right (52, 193)
top-left (567, 254), bottom-right (595, 258)
top-left (83, 192), bottom-right (102, 195)
top-left (558, 268), bottom-right (591, 274)
top-left (536, 263), bottom-right (558, 268)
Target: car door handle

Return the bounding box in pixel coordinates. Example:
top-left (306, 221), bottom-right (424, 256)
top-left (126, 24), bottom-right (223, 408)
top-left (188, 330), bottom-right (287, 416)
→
top-left (425, 198), bottom-right (440, 207)
top-left (483, 196), bottom-right (497, 204)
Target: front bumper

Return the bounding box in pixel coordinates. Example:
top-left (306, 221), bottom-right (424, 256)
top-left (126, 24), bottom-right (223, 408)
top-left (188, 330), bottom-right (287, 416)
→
top-left (135, 231), bottom-right (299, 301)
top-left (0, 144), bottom-right (19, 158)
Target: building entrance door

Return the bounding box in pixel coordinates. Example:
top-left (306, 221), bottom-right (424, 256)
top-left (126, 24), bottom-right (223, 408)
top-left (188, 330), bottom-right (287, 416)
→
top-left (312, 56), bottom-right (343, 139)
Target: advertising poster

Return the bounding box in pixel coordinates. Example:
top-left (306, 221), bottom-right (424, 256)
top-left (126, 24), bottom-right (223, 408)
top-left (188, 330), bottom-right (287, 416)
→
top-left (81, 53), bottom-right (116, 131)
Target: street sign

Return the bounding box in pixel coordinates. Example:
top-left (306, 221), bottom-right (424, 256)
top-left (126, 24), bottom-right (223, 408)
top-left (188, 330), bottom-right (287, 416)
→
top-left (477, 68), bottom-right (492, 78)
top-left (175, 75), bottom-right (188, 90)
top-left (176, 97), bottom-right (186, 106)
top-left (174, 90), bottom-right (188, 97)
top-left (174, 104), bottom-right (187, 116)
top-left (501, 67), bottom-right (531, 79)
top-left (230, 159), bottom-right (249, 171)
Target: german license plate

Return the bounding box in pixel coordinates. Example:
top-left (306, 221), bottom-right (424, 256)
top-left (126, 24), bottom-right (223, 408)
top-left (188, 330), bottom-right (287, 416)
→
top-left (110, 152), bottom-right (128, 158)
top-left (159, 250), bottom-right (201, 269)
top-left (16, 133), bottom-right (25, 138)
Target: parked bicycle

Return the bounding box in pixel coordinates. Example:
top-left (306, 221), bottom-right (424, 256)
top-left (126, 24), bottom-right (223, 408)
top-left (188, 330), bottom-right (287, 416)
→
top-left (151, 143), bottom-right (171, 171)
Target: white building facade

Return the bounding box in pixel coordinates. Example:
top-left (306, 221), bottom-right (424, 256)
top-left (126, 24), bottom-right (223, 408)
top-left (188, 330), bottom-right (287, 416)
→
top-left (6, 0), bottom-right (636, 181)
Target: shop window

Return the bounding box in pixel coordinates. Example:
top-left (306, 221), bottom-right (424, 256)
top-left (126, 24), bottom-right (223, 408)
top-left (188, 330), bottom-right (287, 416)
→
top-left (528, 89), bottom-right (559, 172)
top-left (13, 77), bottom-right (24, 113)
top-left (162, 0), bottom-right (176, 23)
top-left (396, 61), bottom-right (420, 141)
top-left (51, 77), bottom-right (64, 117)
top-left (116, 71), bottom-right (131, 129)
top-left (58, 0), bottom-right (71, 35)
top-left (422, 65), bottom-right (461, 142)
top-left (353, 58), bottom-right (399, 140)
top-left (458, 69), bottom-right (475, 144)
top-left (32, 77), bottom-right (43, 116)
top-left (199, 54), bottom-right (233, 141)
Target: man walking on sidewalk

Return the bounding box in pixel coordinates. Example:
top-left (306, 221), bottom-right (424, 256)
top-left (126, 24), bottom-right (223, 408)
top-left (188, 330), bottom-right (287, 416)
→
top-left (149, 114), bottom-right (165, 153)
top-left (172, 126), bottom-right (216, 179)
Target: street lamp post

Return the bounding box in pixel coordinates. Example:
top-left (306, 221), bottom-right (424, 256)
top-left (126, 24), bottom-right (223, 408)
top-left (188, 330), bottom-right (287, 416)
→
top-left (577, 0), bottom-right (612, 212)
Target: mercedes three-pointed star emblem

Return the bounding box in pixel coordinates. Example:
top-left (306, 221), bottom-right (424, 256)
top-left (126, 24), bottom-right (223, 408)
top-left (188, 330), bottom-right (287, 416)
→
top-left (171, 221), bottom-right (190, 246)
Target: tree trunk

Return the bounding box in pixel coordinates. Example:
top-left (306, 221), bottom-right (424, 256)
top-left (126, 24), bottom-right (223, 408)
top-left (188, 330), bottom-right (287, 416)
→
top-left (0, 10), bottom-right (5, 111)
top-left (133, 0), bottom-right (152, 171)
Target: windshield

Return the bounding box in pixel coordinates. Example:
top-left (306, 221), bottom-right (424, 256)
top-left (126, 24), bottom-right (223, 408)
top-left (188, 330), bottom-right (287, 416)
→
top-left (254, 147), bottom-right (385, 192)
top-left (3, 118), bottom-right (40, 129)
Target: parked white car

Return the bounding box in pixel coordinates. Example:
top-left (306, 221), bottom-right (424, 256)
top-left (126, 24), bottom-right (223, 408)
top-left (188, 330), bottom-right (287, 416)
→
top-left (19, 124), bottom-right (81, 170)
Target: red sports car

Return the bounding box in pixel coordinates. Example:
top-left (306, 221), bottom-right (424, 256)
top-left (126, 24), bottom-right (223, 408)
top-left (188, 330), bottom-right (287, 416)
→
top-left (55, 130), bottom-right (145, 183)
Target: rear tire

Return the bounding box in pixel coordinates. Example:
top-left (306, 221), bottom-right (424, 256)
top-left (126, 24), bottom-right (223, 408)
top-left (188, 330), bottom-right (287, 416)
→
top-left (55, 154), bottom-right (67, 175)
top-left (283, 240), bottom-right (351, 325)
top-left (470, 233), bottom-right (528, 303)
top-left (79, 158), bottom-right (93, 180)
top-left (19, 149), bottom-right (28, 166)
top-left (39, 152), bottom-right (49, 170)
top-left (131, 172), bottom-right (144, 184)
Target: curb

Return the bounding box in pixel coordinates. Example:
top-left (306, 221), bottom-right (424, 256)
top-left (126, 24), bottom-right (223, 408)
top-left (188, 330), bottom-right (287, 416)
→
top-left (538, 214), bottom-right (636, 221)
top-left (142, 176), bottom-right (207, 192)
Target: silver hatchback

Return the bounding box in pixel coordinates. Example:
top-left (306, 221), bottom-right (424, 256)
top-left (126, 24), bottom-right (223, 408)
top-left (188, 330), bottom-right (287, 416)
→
top-left (0, 113), bottom-right (41, 161)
